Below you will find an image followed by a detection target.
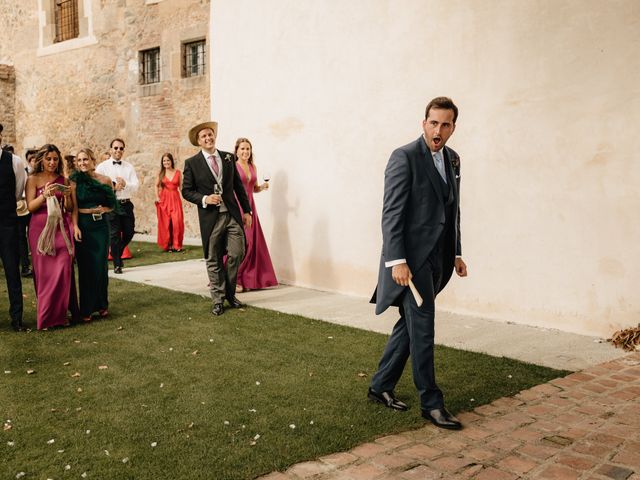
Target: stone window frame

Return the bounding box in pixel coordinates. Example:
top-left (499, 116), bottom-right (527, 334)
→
top-left (37, 0), bottom-right (97, 57)
top-left (182, 38), bottom-right (207, 78)
top-left (140, 47), bottom-right (161, 85)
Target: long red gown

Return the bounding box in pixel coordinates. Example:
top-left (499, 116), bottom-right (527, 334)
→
top-left (235, 162), bottom-right (278, 289)
top-left (156, 170), bottom-right (184, 251)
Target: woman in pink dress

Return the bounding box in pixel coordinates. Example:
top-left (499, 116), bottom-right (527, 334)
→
top-left (26, 144), bottom-right (78, 329)
top-left (234, 138), bottom-right (277, 291)
top-left (155, 153), bottom-right (184, 252)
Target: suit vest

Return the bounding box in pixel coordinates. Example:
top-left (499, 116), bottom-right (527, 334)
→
top-left (0, 149), bottom-right (17, 226)
top-left (429, 154), bottom-right (457, 264)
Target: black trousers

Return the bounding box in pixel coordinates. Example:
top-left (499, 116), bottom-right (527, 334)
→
top-left (0, 223), bottom-right (23, 326)
top-left (17, 213), bottom-right (31, 270)
top-left (370, 235), bottom-right (449, 411)
top-left (108, 200), bottom-right (135, 268)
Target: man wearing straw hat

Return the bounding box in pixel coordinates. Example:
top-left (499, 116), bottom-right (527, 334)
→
top-left (183, 121), bottom-right (252, 316)
top-left (368, 97), bottom-right (468, 430)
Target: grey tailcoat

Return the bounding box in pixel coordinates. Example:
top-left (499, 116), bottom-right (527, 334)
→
top-left (182, 150), bottom-right (251, 255)
top-left (372, 136), bottom-right (461, 314)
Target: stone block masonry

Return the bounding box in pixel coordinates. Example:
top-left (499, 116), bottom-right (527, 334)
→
top-left (1, 1), bottom-right (210, 240)
top-left (0, 64), bottom-right (16, 145)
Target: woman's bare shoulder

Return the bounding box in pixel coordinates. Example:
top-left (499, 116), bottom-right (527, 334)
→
top-left (27, 173), bottom-right (43, 186)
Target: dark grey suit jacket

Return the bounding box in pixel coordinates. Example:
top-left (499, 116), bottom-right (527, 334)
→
top-left (182, 150), bottom-right (251, 255)
top-left (372, 136), bottom-right (461, 314)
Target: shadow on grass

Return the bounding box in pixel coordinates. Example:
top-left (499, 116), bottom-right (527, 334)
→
top-left (0, 279), bottom-right (569, 480)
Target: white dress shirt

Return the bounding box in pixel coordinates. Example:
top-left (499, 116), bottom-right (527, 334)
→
top-left (95, 157), bottom-right (139, 200)
top-left (11, 154), bottom-right (26, 200)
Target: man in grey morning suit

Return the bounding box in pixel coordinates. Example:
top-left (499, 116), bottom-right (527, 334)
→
top-left (182, 121), bottom-right (252, 316)
top-left (368, 97), bottom-right (468, 430)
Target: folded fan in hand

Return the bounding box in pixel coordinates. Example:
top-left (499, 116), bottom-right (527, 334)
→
top-left (408, 279), bottom-right (423, 307)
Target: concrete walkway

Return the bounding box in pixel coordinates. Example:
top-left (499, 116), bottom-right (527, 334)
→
top-left (112, 259), bottom-right (626, 371)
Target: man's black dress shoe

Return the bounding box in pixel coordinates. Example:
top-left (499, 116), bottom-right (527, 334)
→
top-left (422, 407), bottom-right (462, 430)
top-left (11, 321), bottom-right (25, 332)
top-left (114, 266), bottom-right (123, 274)
top-left (211, 303), bottom-right (224, 316)
top-left (367, 388), bottom-right (408, 411)
top-left (226, 296), bottom-right (244, 308)
top-left (21, 268), bottom-right (32, 277)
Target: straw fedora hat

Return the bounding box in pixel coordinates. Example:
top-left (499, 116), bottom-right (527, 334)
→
top-left (188, 121), bottom-right (218, 147)
top-left (16, 199), bottom-right (29, 216)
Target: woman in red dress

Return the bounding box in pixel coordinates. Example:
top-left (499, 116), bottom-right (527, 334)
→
top-left (155, 153), bottom-right (184, 252)
top-left (234, 138), bottom-right (277, 291)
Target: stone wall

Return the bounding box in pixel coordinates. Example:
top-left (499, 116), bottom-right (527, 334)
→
top-left (2, 0), bottom-right (211, 239)
top-left (0, 65), bottom-right (16, 145)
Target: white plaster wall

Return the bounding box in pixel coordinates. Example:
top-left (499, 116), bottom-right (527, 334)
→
top-left (210, 0), bottom-right (640, 337)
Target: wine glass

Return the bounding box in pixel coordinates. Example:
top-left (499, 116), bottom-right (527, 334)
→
top-left (213, 184), bottom-right (223, 206)
top-left (261, 169), bottom-right (271, 191)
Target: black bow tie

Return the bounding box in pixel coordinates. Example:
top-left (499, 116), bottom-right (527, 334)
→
top-left (113, 160), bottom-right (122, 165)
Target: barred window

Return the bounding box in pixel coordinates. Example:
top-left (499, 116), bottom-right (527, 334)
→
top-left (183, 40), bottom-right (206, 77)
top-left (54, 0), bottom-right (79, 43)
top-left (140, 48), bottom-right (161, 85)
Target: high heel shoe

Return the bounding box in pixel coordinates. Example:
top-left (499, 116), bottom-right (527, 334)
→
top-left (98, 309), bottom-right (109, 318)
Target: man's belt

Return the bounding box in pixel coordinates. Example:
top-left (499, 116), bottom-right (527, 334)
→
top-left (118, 199), bottom-right (132, 204)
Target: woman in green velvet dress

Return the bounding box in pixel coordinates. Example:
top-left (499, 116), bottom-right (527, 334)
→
top-left (70, 148), bottom-right (117, 322)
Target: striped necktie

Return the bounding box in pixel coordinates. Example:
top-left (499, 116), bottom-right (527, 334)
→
top-left (208, 155), bottom-right (220, 176)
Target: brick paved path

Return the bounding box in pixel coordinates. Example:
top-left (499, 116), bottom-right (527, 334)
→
top-left (259, 353), bottom-right (640, 480)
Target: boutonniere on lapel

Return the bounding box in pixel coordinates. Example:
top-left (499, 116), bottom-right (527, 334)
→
top-left (451, 154), bottom-right (461, 180)
top-left (224, 154), bottom-right (233, 162)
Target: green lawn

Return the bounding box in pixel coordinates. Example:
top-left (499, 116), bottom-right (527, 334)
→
top-left (1, 276), bottom-right (569, 479)
top-left (114, 240), bottom-right (203, 268)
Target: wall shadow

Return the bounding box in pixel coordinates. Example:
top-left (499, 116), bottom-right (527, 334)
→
top-left (307, 215), bottom-right (337, 291)
top-left (270, 170), bottom-right (296, 282)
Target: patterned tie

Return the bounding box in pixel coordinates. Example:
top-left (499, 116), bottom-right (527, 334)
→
top-left (434, 151), bottom-right (447, 183)
top-left (208, 155), bottom-right (219, 177)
